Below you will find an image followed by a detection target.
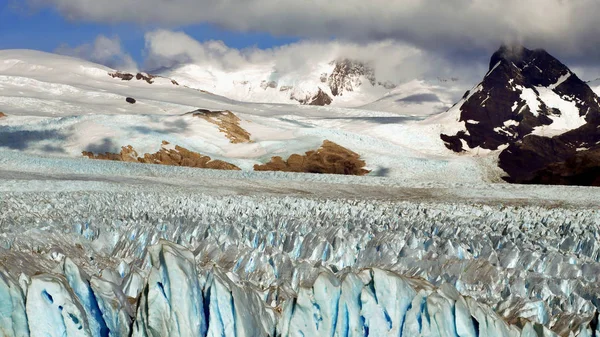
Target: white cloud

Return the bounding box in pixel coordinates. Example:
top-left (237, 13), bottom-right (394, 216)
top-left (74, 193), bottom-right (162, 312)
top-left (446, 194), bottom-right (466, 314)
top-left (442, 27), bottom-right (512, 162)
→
top-left (55, 35), bottom-right (137, 71)
top-left (26, 0), bottom-right (600, 59)
top-left (143, 30), bottom-right (485, 85)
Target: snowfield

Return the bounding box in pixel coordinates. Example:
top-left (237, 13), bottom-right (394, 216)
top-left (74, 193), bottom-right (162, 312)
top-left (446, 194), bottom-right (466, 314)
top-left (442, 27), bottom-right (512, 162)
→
top-left (1, 49), bottom-right (600, 336)
top-left (0, 49), bottom-right (497, 182)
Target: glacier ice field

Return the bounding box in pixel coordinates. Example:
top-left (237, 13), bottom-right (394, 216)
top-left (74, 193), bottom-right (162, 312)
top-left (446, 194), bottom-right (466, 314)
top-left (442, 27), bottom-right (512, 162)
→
top-left (1, 189), bottom-right (600, 336)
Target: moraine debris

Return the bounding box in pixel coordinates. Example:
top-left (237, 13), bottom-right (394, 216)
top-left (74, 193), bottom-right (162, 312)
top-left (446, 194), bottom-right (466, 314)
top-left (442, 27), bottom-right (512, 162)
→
top-left (83, 141), bottom-right (240, 171)
top-left (254, 140), bottom-right (370, 175)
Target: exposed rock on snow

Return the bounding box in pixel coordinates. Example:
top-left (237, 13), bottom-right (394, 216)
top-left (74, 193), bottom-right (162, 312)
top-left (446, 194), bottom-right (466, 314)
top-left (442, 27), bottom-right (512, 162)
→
top-left (109, 71), bottom-right (178, 86)
top-left (134, 72), bottom-right (155, 84)
top-left (291, 87), bottom-right (333, 106)
top-left (125, 97), bottom-right (136, 104)
top-left (83, 141), bottom-right (241, 170)
top-left (261, 80), bottom-right (278, 89)
top-left (254, 140), bottom-right (370, 175)
top-left (109, 71), bottom-right (134, 81)
top-left (83, 145), bottom-right (139, 162)
top-left (187, 109), bottom-right (251, 144)
top-left (328, 59), bottom-right (378, 96)
top-left (0, 112), bottom-right (6, 118)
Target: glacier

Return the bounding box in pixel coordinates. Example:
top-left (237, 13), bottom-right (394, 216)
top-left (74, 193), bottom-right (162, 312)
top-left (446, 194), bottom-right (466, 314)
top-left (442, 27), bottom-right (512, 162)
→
top-left (1, 189), bottom-right (600, 336)
top-left (2, 240), bottom-right (580, 337)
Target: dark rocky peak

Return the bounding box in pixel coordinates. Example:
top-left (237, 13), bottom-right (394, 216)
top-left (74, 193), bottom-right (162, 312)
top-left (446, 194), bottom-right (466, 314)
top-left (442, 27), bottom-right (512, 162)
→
top-left (306, 88), bottom-right (333, 106)
top-left (328, 59), bottom-right (377, 96)
top-left (441, 45), bottom-right (600, 154)
top-left (487, 45), bottom-right (556, 73)
top-left (440, 44), bottom-right (600, 186)
top-left (488, 45), bottom-right (589, 90)
top-left (488, 44), bottom-right (530, 69)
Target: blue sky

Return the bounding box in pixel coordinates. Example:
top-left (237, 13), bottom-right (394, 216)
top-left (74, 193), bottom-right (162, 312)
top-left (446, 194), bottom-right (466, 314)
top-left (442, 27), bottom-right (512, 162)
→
top-left (0, 5), bottom-right (299, 64)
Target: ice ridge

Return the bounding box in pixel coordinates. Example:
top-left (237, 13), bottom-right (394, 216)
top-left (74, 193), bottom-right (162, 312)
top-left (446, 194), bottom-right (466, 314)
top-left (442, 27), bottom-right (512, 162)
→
top-left (1, 241), bottom-right (584, 337)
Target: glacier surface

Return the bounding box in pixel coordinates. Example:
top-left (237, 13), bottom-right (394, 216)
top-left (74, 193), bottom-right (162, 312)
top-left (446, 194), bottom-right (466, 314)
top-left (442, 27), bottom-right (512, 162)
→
top-left (1, 190), bottom-right (600, 336)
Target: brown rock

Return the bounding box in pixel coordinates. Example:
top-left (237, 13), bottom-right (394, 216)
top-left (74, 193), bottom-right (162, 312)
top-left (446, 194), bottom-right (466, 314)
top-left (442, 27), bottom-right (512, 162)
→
top-left (188, 109), bottom-right (252, 144)
top-left (136, 73), bottom-right (155, 84)
top-left (108, 71), bottom-right (179, 86)
top-left (108, 72), bottom-right (134, 81)
top-left (0, 112), bottom-right (6, 118)
top-left (254, 140), bottom-right (370, 175)
top-left (83, 142), bottom-right (240, 171)
top-left (294, 88), bottom-right (333, 106)
top-left (83, 145), bottom-right (139, 162)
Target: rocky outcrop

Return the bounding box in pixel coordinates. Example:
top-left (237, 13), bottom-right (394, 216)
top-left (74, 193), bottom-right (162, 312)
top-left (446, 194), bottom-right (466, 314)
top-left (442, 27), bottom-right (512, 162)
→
top-left (260, 80), bottom-right (278, 89)
top-left (83, 141), bottom-right (240, 170)
top-left (135, 72), bottom-right (155, 84)
top-left (0, 112), bottom-right (6, 118)
top-left (108, 71), bottom-right (179, 85)
top-left (254, 140), bottom-right (370, 175)
top-left (307, 88), bottom-right (333, 106)
top-left (83, 145), bottom-right (139, 162)
top-left (126, 97), bottom-right (136, 104)
top-left (441, 45), bottom-right (600, 185)
top-left (187, 109), bottom-right (252, 144)
top-left (109, 72), bottom-right (134, 81)
top-left (521, 148), bottom-right (600, 186)
top-left (328, 59), bottom-right (377, 96)
top-left (293, 88), bottom-right (333, 106)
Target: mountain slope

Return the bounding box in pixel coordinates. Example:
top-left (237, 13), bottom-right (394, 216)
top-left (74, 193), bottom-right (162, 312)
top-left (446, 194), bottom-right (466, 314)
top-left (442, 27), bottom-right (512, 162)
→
top-left (360, 79), bottom-right (461, 116)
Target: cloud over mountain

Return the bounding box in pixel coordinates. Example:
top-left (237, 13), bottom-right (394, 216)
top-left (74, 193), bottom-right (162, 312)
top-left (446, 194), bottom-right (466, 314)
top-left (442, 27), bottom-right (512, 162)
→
top-left (25, 0), bottom-right (600, 60)
top-left (55, 35), bottom-right (137, 71)
top-left (142, 29), bottom-right (486, 85)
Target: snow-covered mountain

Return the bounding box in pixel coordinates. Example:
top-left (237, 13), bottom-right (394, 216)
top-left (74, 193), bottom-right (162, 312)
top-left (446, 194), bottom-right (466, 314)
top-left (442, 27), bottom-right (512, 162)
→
top-left (439, 45), bottom-right (600, 184)
top-left (156, 58), bottom-right (463, 112)
top-left (159, 58), bottom-right (391, 107)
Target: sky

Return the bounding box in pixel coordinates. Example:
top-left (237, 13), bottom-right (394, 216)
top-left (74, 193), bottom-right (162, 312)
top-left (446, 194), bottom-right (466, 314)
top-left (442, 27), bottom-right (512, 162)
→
top-left (2, 0), bottom-right (600, 83)
top-left (0, 4), bottom-right (299, 66)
